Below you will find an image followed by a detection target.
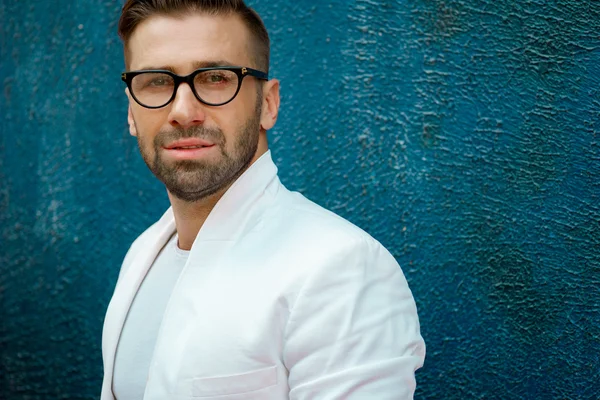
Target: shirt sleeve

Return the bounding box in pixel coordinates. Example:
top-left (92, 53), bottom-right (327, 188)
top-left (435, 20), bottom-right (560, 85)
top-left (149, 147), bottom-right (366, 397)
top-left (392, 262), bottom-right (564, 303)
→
top-left (283, 236), bottom-right (426, 399)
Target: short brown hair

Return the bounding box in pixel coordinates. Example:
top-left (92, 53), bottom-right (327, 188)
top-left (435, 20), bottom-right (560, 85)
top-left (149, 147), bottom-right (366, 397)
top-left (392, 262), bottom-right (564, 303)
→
top-left (118, 0), bottom-right (270, 72)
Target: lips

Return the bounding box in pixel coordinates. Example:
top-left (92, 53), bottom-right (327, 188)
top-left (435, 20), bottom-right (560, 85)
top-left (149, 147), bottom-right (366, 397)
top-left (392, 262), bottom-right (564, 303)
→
top-left (161, 138), bottom-right (217, 161)
top-left (164, 138), bottom-right (215, 150)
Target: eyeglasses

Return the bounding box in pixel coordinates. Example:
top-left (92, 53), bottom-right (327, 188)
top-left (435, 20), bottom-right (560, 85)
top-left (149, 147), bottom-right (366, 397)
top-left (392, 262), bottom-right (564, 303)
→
top-left (121, 66), bottom-right (268, 109)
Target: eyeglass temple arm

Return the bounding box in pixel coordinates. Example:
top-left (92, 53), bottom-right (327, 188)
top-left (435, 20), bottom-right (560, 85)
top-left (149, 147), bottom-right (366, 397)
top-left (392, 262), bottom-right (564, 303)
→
top-left (242, 67), bottom-right (268, 80)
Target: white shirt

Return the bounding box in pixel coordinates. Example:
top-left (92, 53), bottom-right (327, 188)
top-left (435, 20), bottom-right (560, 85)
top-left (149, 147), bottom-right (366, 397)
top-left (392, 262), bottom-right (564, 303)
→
top-left (113, 234), bottom-right (189, 399)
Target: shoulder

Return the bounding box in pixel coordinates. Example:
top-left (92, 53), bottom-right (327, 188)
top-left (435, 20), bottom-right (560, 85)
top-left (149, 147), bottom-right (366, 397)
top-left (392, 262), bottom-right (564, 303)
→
top-left (275, 187), bottom-right (383, 244)
top-left (263, 186), bottom-right (398, 272)
top-left (117, 208), bottom-right (174, 281)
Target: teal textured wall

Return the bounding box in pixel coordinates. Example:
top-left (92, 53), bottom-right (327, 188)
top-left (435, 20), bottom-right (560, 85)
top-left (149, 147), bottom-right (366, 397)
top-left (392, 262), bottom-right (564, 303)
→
top-left (1, 0), bottom-right (599, 398)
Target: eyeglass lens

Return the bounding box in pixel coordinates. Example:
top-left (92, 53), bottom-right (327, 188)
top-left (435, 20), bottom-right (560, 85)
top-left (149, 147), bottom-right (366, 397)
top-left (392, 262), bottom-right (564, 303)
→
top-left (130, 69), bottom-right (240, 107)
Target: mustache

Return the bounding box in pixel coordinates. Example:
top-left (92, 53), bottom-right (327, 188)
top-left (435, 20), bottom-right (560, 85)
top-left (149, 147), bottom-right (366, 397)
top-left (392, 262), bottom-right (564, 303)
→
top-left (154, 126), bottom-right (225, 147)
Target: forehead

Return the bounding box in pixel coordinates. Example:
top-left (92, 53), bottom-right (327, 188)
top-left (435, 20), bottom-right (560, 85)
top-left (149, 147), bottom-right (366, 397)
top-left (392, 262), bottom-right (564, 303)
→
top-left (127, 12), bottom-right (253, 71)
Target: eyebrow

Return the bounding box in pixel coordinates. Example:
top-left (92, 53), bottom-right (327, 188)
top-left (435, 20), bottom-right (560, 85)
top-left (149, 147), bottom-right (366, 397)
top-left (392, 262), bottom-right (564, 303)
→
top-left (134, 60), bottom-right (239, 72)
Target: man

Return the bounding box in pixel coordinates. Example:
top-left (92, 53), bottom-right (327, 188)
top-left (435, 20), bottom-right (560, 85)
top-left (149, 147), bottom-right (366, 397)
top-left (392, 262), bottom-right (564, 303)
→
top-left (101, 0), bottom-right (425, 398)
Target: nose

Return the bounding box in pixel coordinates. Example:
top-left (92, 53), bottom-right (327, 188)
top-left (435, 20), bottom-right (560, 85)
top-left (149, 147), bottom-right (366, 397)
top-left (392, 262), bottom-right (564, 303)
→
top-left (167, 83), bottom-right (206, 129)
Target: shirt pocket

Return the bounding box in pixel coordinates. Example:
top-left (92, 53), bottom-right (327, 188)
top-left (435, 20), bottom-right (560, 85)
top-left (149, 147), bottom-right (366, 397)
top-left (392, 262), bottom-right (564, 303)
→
top-left (191, 365), bottom-right (278, 397)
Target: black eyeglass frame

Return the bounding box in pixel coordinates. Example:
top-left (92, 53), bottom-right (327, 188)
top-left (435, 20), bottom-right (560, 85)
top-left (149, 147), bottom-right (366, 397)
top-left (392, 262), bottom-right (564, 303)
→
top-left (121, 66), bottom-right (269, 109)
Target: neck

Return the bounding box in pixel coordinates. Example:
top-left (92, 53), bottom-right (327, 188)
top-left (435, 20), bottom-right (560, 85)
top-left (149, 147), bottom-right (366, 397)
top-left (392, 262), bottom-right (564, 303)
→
top-left (167, 187), bottom-right (228, 250)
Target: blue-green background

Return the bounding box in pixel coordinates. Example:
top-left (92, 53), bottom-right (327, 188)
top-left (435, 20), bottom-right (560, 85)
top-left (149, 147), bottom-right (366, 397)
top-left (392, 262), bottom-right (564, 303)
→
top-left (1, 0), bottom-right (599, 398)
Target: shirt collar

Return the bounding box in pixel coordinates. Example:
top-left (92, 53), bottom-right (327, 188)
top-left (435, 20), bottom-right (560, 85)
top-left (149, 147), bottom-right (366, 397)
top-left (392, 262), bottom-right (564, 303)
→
top-left (165, 149), bottom-right (280, 242)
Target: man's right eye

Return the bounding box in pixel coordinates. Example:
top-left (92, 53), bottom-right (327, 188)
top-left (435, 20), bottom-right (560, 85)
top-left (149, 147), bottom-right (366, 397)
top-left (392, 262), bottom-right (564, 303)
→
top-left (148, 77), bottom-right (168, 86)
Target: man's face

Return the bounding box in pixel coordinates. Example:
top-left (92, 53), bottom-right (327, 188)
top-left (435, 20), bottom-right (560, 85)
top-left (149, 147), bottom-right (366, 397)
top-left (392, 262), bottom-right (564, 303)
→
top-left (126, 13), bottom-right (266, 202)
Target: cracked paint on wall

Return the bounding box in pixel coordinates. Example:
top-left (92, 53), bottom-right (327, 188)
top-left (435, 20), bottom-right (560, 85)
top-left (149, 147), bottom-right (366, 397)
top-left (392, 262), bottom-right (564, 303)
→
top-left (1, 0), bottom-right (599, 398)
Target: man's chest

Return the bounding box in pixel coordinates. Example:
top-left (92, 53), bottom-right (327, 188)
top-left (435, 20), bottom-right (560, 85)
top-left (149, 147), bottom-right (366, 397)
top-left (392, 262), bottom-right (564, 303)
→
top-left (135, 242), bottom-right (297, 399)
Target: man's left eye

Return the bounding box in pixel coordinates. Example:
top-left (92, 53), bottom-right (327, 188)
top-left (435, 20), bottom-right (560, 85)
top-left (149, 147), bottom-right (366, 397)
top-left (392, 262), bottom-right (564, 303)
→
top-left (209, 74), bottom-right (225, 83)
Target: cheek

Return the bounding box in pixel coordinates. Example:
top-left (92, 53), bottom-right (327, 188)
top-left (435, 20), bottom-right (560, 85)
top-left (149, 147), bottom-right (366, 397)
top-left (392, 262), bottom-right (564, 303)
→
top-left (132, 107), bottom-right (168, 141)
top-left (217, 90), bottom-right (259, 142)
top-left (210, 111), bottom-right (240, 143)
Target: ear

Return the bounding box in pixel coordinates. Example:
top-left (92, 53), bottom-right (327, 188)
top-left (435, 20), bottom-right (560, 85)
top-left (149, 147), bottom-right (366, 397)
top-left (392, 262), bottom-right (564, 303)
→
top-left (125, 87), bottom-right (137, 137)
top-left (260, 79), bottom-right (280, 131)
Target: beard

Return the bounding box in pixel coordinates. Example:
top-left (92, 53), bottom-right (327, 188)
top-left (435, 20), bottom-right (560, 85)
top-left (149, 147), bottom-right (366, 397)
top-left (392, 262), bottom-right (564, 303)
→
top-left (136, 99), bottom-right (262, 203)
